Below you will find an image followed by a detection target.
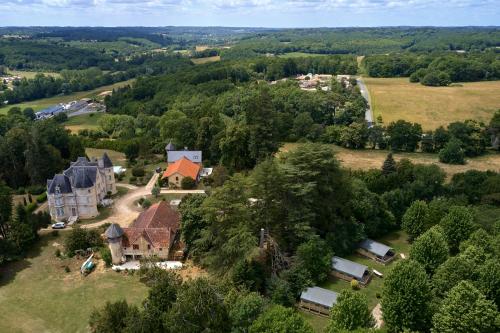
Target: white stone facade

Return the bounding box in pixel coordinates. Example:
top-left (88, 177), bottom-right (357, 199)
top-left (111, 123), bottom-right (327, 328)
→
top-left (47, 154), bottom-right (116, 222)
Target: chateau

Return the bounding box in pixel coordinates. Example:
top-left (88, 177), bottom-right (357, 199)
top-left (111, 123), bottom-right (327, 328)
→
top-left (47, 153), bottom-right (116, 222)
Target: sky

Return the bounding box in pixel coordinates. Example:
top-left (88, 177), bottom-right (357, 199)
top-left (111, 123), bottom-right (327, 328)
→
top-left (1, 0), bottom-right (499, 27)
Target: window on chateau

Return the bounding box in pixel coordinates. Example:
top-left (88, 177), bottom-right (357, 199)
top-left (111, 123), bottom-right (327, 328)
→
top-left (147, 245), bottom-right (151, 250)
top-left (133, 245), bottom-right (139, 250)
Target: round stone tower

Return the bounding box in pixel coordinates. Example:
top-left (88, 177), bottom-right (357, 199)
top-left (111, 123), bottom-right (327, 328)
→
top-left (99, 152), bottom-right (116, 195)
top-left (104, 223), bottom-right (124, 265)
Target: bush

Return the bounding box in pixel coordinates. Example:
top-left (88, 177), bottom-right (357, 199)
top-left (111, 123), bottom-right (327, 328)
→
top-left (351, 279), bottom-right (359, 290)
top-left (181, 176), bottom-right (196, 190)
top-left (26, 202), bottom-right (38, 213)
top-left (131, 166), bottom-right (145, 177)
top-left (36, 192), bottom-right (47, 203)
top-left (54, 249), bottom-right (61, 258)
top-left (100, 247), bottom-right (112, 267)
top-left (129, 176), bottom-right (137, 183)
top-left (439, 139), bottom-right (465, 165)
top-left (65, 228), bottom-right (103, 257)
top-left (51, 230), bottom-right (59, 237)
top-left (141, 199), bottom-right (152, 209)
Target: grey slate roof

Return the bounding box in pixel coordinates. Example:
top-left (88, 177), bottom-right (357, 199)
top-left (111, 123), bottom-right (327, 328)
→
top-left (165, 141), bottom-right (176, 151)
top-left (359, 239), bottom-right (393, 257)
top-left (64, 166), bottom-right (98, 189)
top-left (331, 256), bottom-right (369, 280)
top-left (300, 287), bottom-right (338, 308)
top-left (47, 174), bottom-right (73, 194)
top-left (105, 224), bottom-right (124, 239)
top-left (102, 152), bottom-right (113, 168)
top-left (167, 150), bottom-right (202, 164)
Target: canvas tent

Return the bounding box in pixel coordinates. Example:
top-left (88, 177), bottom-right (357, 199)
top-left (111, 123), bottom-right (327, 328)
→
top-left (331, 256), bottom-right (372, 285)
top-left (357, 239), bottom-right (396, 264)
top-left (299, 286), bottom-right (338, 316)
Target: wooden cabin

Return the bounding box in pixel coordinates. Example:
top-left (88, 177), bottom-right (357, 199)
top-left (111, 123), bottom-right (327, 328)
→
top-left (331, 256), bottom-right (372, 286)
top-left (357, 239), bottom-right (396, 265)
top-left (299, 286), bottom-right (338, 316)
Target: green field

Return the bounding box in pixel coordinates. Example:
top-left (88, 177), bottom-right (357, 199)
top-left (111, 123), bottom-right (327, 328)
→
top-left (364, 77), bottom-right (500, 130)
top-left (1, 79), bottom-right (135, 114)
top-left (7, 70), bottom-right (61, 80)
top-left (0, 233), bottom-right (148, 333)
top-left (64, 113), bottom-right (105, 133)
top-left (191, 56), bottom-right (221, 65)
top-left (279, 52), bottom-right (328, 58)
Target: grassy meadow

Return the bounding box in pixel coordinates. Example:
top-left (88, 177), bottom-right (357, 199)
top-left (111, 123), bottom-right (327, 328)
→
top-left (281, 143), bottom-right (500, 179)
top-left (279, 52), bottom-right (328, 58)
top-left (191, 56), bottom-right (221, 65)
top-left (364, 78), bottom-right (500, 130)
top-left (1, 79), bottom-right (135, 114)
top-left (0, 233), bottom-right (148, 333)
top-left (64, 113), bottom-right (105, 133)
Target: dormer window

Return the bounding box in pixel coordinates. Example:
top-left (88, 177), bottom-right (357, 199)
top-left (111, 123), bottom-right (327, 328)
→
top-left (55, 186), bottom-right (61, 195)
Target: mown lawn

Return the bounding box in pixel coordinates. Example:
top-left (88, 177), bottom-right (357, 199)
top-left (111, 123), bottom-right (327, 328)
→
top-left (364, 77), bottom-right (500, 130)
top-left (320, 230), bottom-right (410, 310)
top-left (64, 113), bottom-right (106, 133)
top-left (85, 148), bottom-right (126, 166)
top-left (1, 79), bottom-right (135, 113)
top-left (0, 233), bottom-right (148, 333)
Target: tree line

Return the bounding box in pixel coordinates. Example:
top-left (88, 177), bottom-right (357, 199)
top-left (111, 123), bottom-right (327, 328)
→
top-left (363, 52), bottom-right (500, 86)
top-left (0, 54), bottom-right (193, 105)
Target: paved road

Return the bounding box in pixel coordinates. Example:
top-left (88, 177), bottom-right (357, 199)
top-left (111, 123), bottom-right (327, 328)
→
top-left (356, 76), bottom-right (373, 125)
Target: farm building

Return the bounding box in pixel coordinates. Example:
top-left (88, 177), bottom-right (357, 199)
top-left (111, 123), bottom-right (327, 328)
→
top-left (331, 256), bottom-right (372, 286)
top-left (299, 286), bottom-right (338, 316)
top-left (357, 239), bottom-right (396, 264)
top-left (162, 157), bottom-right (201, 188)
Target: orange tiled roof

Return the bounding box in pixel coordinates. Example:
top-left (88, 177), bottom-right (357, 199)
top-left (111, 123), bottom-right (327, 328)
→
top-left (162, 156), bottom-right (200, 180)
top-left (122, 201), bottom-right (180, 249)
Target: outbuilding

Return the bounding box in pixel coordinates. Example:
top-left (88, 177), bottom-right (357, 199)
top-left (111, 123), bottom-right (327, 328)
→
top-left (299, 286), bottom-right (338, 316)
top-left (357, 239), bottom-right (396, 264)
top-left (331, 256), bottom-right (372, 286)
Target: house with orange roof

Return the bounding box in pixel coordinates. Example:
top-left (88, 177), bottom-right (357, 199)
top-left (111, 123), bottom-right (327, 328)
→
top-left (109, 201), bottom-right (180, 261)
top-left (161, 156), bottom-right (201, 188)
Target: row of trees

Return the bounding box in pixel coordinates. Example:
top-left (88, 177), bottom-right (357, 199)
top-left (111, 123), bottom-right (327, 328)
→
top-left (0, 110), bottom-right (85, 189)
top-left (364, 52), bottom-right (500, 85)
top-left (0, 54), bottom-right (193, 105)
top-left (0, 184), bottom-right (51, 265)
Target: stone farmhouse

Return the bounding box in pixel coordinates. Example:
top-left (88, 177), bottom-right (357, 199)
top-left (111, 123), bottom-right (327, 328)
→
top-left (105, 201), bottom-right (180, 264)
top-left (47, 153), bottom-right (116, 222)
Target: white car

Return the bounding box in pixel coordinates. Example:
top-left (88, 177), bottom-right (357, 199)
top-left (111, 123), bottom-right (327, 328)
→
top-left (51, 222), bottom-right (66, 229)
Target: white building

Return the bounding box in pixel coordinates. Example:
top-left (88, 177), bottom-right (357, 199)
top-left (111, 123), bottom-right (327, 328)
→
top-left (47, 153), bottom-right (116, 222)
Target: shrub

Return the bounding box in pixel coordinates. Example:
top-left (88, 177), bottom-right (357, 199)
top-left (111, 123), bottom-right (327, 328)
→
top-left (54, 249), bottom-right (61, 258)
top-left (131, 166), bottom-right (145, 177)
top-left (141, 199), bottom-right (152, 209)
top-left (51, 230), bottom-right (59, 237)
top-left (26, 202), bottom-right (38, 213)
top-left (129, 176), bottom-right (137, 183)
top-left (351, 279), bottom-right (359, 290)
top-left (65, 228), bottom-right (103, 257)
top-left (439, 139), bottom-right (465, 165)
top-left (181, 176), bottom-right (196, 190)
top-left (100, 247), bottom-right (112, 267)
top-left (36, 192), bottom-right (47, 203)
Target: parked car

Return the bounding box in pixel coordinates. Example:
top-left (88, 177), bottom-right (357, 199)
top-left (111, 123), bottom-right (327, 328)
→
top-left (51, 222), bottom-right (66, 229)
